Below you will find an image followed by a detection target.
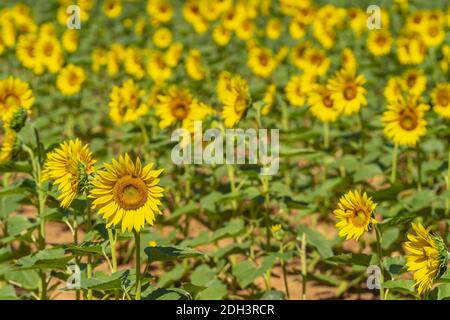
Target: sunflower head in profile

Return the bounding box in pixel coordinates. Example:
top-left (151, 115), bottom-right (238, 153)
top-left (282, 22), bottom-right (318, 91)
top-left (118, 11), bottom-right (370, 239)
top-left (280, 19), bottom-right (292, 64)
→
top-left (327, 68), bottom-right (367, 116)
top-left (221, 74), bottom-right (250, 128)
top-left (381, 95), bottom-right (429, 146)
top-left (333, 190), bottom-right (378, 241)
top-left (405, 222), bottom-right (448, 296)
top-left (42, 139), bottom-right (96, 208)
top-left (431, 83), bottom-right (450, 119)
top-left (90, 154), bottom-right (164, 233)
top-left (0, 76), bottom-right (34, 123)
top-left (0, 128), bottom-right (19, 164)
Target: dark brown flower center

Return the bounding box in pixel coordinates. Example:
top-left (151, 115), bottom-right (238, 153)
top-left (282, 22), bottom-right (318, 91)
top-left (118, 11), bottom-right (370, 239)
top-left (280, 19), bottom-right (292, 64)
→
top-left (437, 90), bottom-right (450, 107)
top-left (343, 84), bottom-right (357, 100)
top-left (322, 94), bottom-right (333, 108)
top-left (113, 175), bottom-right (147, 210)
top-left (399, 108), bottom-right (418, 131)
top-left (171, 101), bottom-right (190, 120)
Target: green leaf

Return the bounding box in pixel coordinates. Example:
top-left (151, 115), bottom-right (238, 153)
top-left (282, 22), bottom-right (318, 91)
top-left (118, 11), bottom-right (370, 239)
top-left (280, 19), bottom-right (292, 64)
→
top-left (158, 264), bottom-right (185, 288)
top-left (78, 270), bottom-right (131, 291)
top-left (438, 283), bottom-right (450, 300)
top-left (64, 241), bottom-right (105, 256)
top-left (15, 248), bottom-right (71, 271)
top-left (353, 164), bottom-right (382, 182)
top-left (325, 253), bottom-right (373, 267)
top-left (197, 283), bottom-right (227, 300)
top-left (232, 256), bottom-right (276, 288)
top-left (0, 285), bottom-right (18, 300)
top-left (143, 287), bottom-right (190, 300)
top-left (166, 203), bottom-right (197, 222)
top-left (381, 228), bottom-right (400, 250)
top-left (297, 225), bottom-right (333, 258)
top-left (383, 280), bottom-right (415, 295)
top-left (5, 270), bottom-right (40, 290)
top-left (145, 246), bottom-right (202, 262)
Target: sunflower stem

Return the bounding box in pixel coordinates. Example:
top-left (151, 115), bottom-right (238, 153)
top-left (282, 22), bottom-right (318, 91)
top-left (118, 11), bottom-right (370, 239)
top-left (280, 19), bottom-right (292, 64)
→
top-left (416, 144), bottom-right (422, 191)
top-left (86, 202), bottom-right (93, 300)
top-left (374, 225), bottom-right (385, 300)
top-left (108, 229), bottom-right (119, 300)
top-left (300, 233), bottom-right (307, 300)
top-left (323, 122), bottom-right (330, 149)
top-left (134, 231), bottom-right (142, 300)
top-left (227, 164), bottom-right (238, 211)
top-left (390, 143), bottom-right (399, 184)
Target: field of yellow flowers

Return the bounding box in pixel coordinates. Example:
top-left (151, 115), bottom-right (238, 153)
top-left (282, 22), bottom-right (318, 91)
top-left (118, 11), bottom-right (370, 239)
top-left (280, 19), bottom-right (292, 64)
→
top-left (1, 0), bottom-right (450, 301)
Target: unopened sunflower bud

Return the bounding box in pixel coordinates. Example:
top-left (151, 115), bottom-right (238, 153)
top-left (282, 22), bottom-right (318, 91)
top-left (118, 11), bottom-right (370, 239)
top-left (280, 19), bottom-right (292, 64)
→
top-left (9, 107), bottom-right (28, 132)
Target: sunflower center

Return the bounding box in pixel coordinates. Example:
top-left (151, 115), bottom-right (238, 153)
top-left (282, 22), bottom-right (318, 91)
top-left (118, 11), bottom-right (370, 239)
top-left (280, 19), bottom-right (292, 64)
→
top-left (437, 90), bottom-right (450, 106)
top-left (406, 75), bottom-right (417, 88)
top-left (259, 53), bottom-right (269, 66)
top-left (343, 84), bottom-right (357, 100)
top-left (44, 43), bottom-right (54, 56)
top-left (113, 175), bottom-right (147, 210)
top-left (68, 72), bottom-right (79, 86)
top-left (376, 35), bottom-right (387, 46)
top-left (234, 95), bottom-right (247, 114)
top-left (171, 102), bottom-right (190, 120)
top-left (428, 26), bottom-right (439, 37)
top-left (352, 210), bottom-right (368, 227)
top-left (322, 94), bottom-right (333, 108)
top-left (311, 54), bottom-right (323, 65)
top-left (5, 94), bottom-right (20, 108)
top-left (399, 108), bottom-right (418, 131)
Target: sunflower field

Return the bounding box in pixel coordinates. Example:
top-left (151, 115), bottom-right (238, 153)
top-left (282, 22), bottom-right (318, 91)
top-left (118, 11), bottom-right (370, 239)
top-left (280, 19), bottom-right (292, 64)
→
top-left (1, 0), bottom-right (450, 302)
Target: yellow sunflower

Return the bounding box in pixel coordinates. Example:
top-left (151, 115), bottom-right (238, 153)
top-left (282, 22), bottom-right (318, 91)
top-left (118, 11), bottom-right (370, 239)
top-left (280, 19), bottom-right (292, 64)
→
top-left (212, 23), bottom-right (232, 47)
top-left (35, 35), bottom-right (64, 74)
top-left (42, 139), bottom-right (96, 208)
top-left (147, 0), bottom-right (173, 24)
top-left (56, 64), bottom-right (86, 96)
top-left (0, 128), bottom-right (18, 164)
top-left (153, 27), bottom-right (172, 49)
top-left (327, 68), bottom-right (367, 116)
top-left (15, 33), bottom-right (44, 75)
top-left (185, 49), bottom-right (205, 81)
top-left (384, 76), bottom-right (405, 104)
top-left (164, 42), bottom-right (183, 67)
top-left (367, 30), bottom-right (392, 56)
top-left (432, 83), bottom-right (450, 119)
top-left (0, 76), bottom-right (34, 123)
top-left (285, 74), bottom-right (315, 107)
top-left (405, 223), bottom-right (448, 296)
top-left (341, 48), bottom-right (358, 74)
top-left (333, 190), bottom-right (378, 241)
top-left (104, 0), bottom-right (122, 19)
top-left (297, 47), bottom-right (330, 76)
top-left (266, 18), bottom-right (282, 40)
top-left (307, 85), bottom-right (340, 123)
top-left (381, 95), bottom-right (429, 146)
top-left (261, 84), bottom-right (276, 115)
top-left (90, 154), bottom-right (164, 232)
top-left (247, 46), bottom-right (277, 78)
top-left (108, 79), bottom-right (149, 125)
top-left (62, 29), bottom-right (78, 53)
top-left (402, 69), bottom-right (427, 97)
top-left (221, 74), bottom-right (250, 128)
top-left (146, 51), bottom-right (172, 84)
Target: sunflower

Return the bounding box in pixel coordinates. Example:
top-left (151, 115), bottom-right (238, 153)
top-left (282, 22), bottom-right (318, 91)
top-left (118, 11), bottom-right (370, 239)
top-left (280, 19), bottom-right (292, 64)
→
top-left (402, 69), bottom-right (427, 96)
top-left (164, 42), bottom-right (183, 67)
top-left (62, 29), bottom-right (78, 53)
top-left (307, 84), bottom-right (340, 123)
top-left (108, 79), bottom-right (149, 125)
top-left (381, 95), bottom-right (429, 146)
top-left (235, 19), bottom-right (255, 41)
top-left (327, 68), bottom-right (367, 115)
top-left (156, 86), bottom-right (210, 131)
top-left (367, 30), bottom-right (392, 56)
top-left (285, 74), bottom-right (315, 107)
top-left (0, 128), bottom-right (18, 164)
top-left (431, 83), bottom-right (450, 119)
top-left (146, 51), bottom-right (172, 84)
top-left (212, 23), bottom-right (232, 46)
top-left (298, 47), bottom-right (330, 76)
top-left (333, 190), bottom-right (378, 241)
top-left (405, 223), bottom-right (448, 296)
top-left (15, 33), bottom-right (44, 75)
top-left (261, 84), bottom-right (276, 115)
top-left (397, 35), bottom-right (426, 65)
top-left (42, 139), bottom-right (96, 208)
top-left (104, 0), bottom-right (122, 19)
top-left (90, 154), bottom-right (164, 232)
top-left (341, 48), bottom-right (358, 74)
top-left (221, 74), bottom-right (250, 128)
top-left (35, 35), bottom-right (64, 74)
top-left (217, 71), bottom-right (233, 102)
top-left (384, 76), bottom-right (405, 104)
top-left (147, 0), bottom-right (173, 24)
top-left (419, 21), bottom-right (445, 47)
top-left (266, 18), bottom-right (282, 40)
top-left (124, 47), bottom-right (145, 80)
top-left (289, 18), bottom-right (307, 39)
top-left (56, 64), bottom-right (86, 96)
top-left (247, 46), bottom-right (277, 78)
top-left (185, 49), bottom-right (205, 81)
top-left (0, 76), bottom-right (34, 123)
top-left (153, 27), bottom-right (172, 49)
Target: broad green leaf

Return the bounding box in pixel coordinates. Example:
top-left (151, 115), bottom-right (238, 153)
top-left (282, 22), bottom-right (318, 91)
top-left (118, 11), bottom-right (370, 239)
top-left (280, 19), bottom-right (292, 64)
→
top-left (325, 253), bottom-right (373, 267)
top-left (0, 285), bottom-right (18, 300)
top-left (297, 225), bottom-right (333, 258)
top-left (383, 280), bottom-right (415, 295)
top-left (15, 248), bottom-right (71, 271)
top-left (145, 246), bottom-right (202, 262)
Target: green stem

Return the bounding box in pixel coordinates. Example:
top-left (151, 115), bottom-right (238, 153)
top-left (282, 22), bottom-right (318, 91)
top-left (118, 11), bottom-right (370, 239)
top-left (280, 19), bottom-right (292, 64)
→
top-left (108, 229), bottom-right (119, 300)
top-left (134, 231), bottom-right (141, 300)
top-left (358, 109), bottom-right (365, 161)
top-left (374, 225), bottom-right (385, 300)
top-left (281, 260), bottom-right (290, 299)
top-left (323, 122), bottom-right (330, 149)
top-left (86, 202), bottom-right (93, 300)
top-left (262, 176), bottom-right (271, 251)
top-left (300, 233), bottom-right (307, 300)
top-left (416, 144), bottom-right (422, 191)
top-left (227, 164), bottom-right (237, 210)
top-left (390, 143), bottom-right (399, 184)
top-left (446, 145), bottom-right (450, 215)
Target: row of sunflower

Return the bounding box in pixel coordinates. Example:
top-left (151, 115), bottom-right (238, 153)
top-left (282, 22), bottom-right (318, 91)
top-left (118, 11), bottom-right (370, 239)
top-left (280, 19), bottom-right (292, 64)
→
top-left (0, 0), bottom-right (450, 300)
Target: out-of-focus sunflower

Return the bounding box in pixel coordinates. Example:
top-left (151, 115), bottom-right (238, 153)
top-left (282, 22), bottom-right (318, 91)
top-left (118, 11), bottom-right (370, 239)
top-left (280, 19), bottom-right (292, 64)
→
top-left (402, 69), bottom-right (427, 96)
top-left (285, 74), bottom-right (315, 107)
top-left (16, 33), bottom-right (44, 75)
top-left (384, 76), bottom-right (405, 104)
top-left (419, 21), bottom-right (445, 47)
top-left (146, 51), bottom-right (172, 84)
top-left (35, 35), bottom-right (64, 73)
top-left (153, 27), bottom-right (172, 49)
top-left (185, 49), bottom-right (205, 81)
top-left (307, 85), bottom-right (340, 123)
top-left (266, 18), bottom-right (282, 40)
top-left (42, 139), bottom-right (96, 208)
top-left (297, 47), bottom-right (330, 76)
top-left (247, 46), bottom-right (277, 79)
top-left (235, 19), bottom-right (255, 41)
top-left (333, 190), bottom-right (378, 241)
top-left (62, 29), bottom-right (78, 53)
top-left (367, 30), bottom-right (392, 56)
top-left (56, 64), bottom-right (86, 96)
top-left (261, 84), bottom-right (276, 115)
top-left (0, 76), bottom-right (34, 123)
top-left (405, 223), bottom-right (448, 296)
top-left (0, 128), bottom-right (18, 164)
top-left (90, 154), bottom-right (164, 232)
top-left (397, 35), bottom-right (426, 65)
top-left (341, 48), bottom-right (358, 74)
top-left (221, 74), bottom-right (250, 128)
top-left (147, 0), bottom-right (173, 24)
top-left (217, 71), bottom-right (233, 102)
top-left (381, 95), bottom-right (429, 146)
top-left (108, 79), bottom-right (149, 125)
top-left (212, 23), bottom-right (232, 46)
top-left (431, 83), bottom-right (450, 119)
top-left (164, 42), bottom-right (183, 67)
top-left (327, 68), bottom-right (367, 116)
top-left (104, 0), bottom-right (122, 19)
top-left (124, 47), bottom-right (145, 80)
top-left (289, 18), bottom-right (307, 39)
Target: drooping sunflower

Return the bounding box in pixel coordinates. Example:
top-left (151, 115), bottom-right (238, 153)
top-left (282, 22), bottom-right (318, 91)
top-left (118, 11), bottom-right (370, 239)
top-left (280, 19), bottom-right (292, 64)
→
top-left (0, 76), bottom-right (34, 123)
top-left (0, 128), bottom-right (18, 164)
top-left (285, 74), bottom-right (315, 107)
top-left (307, 84), bottom-right (340, 123)
top-left (382, 95), bottom-right (429, 146)
top-left (221, 74), bottom-right (250, 128)
top-left (90, 154), bottom-right (164, 232)
top-left (42, 139), bottom-right (96, 208)
top-left (108, 79), bottom-right (149, 125)
top-left (56, 64), bottom-right (86, 96)
top-left (431, 83), bottom-right (450, 119)
top-left (405, 223), bottom-right (448, 296)
top-left (327, 68), bottom-right (367, 116)
top-left (333, 190), bottom-right (378, 241)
